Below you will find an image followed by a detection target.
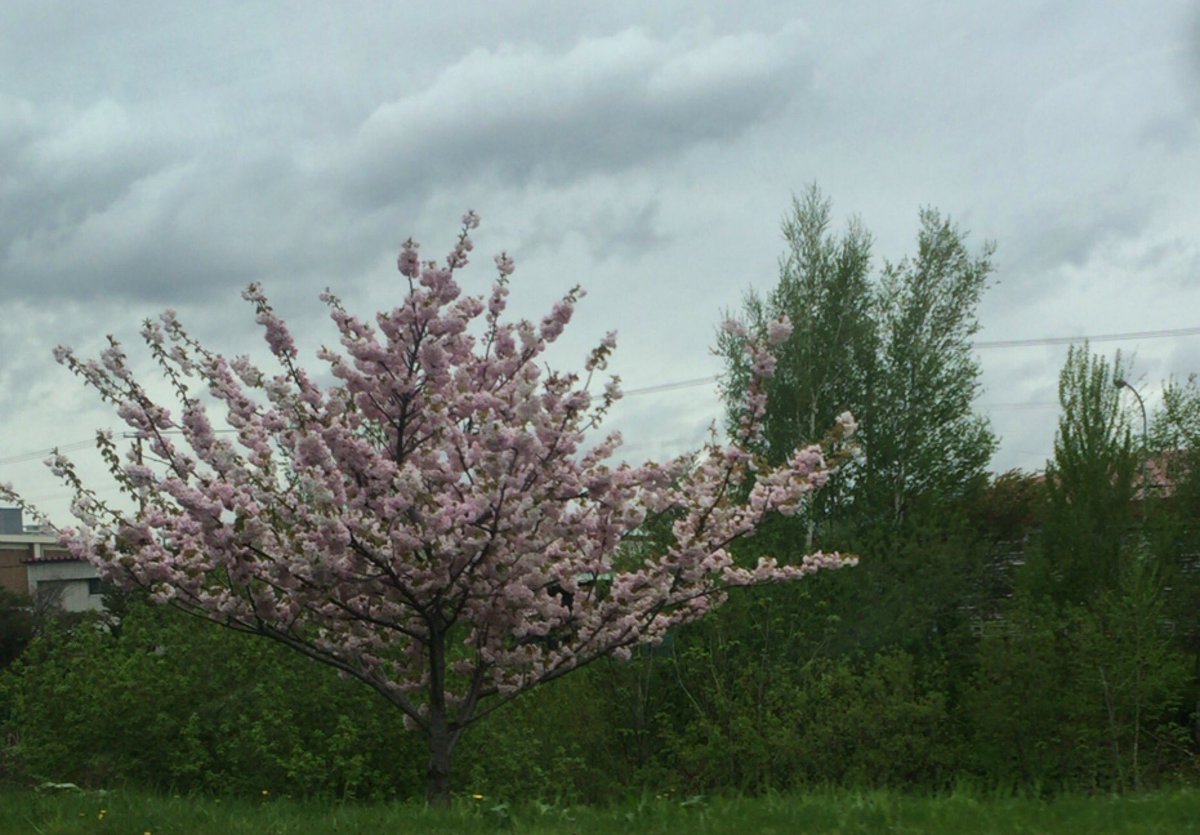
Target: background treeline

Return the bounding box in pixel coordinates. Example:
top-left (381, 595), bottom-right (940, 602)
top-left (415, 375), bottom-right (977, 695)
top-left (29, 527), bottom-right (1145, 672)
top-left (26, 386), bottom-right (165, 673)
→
top-left (2, 187), bottom-right (1198, 802)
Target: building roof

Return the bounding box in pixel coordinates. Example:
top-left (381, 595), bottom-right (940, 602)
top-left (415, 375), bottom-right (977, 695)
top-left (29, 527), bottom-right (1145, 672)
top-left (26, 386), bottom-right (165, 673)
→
top-left (21, 551), bottom-right (87, 564)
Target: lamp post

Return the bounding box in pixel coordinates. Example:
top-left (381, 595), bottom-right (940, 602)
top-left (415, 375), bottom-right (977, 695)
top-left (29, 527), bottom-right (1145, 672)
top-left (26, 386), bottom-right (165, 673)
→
top-left (1115, 377), bottom-right (1150, 499)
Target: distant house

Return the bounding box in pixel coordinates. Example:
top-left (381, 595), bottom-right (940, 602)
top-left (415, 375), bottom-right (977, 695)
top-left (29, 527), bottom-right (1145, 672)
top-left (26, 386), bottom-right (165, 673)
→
top-left (1136, 449), bottom-right (1191, 502)
top-left (0, 507), bottom-right (103, 612)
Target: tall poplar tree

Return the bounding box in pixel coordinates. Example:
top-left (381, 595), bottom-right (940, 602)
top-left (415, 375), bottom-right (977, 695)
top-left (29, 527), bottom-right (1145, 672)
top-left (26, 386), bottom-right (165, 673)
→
top-left (716, 189), bottom-right (996, 657)
top-left (718, 189), bottom-right (995, 543)
top-left (864, 208), bottom-right (996, 531)
top-left (1148, 373), bottom-right (1200, 745)
top-left (1037, 343), bottom-right (1137, 605)
top-left (717, 185), bottom-right (874, 550)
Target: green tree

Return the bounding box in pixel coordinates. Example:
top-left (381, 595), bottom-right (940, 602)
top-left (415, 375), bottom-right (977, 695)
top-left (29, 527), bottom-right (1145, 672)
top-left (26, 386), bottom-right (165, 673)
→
top-left (1033, 344), bottom-right (1138, 605)
top-left (717, 184), bottom-right (875, 550)
top-left (970, 563), bottom-right (1191, 793)
top-left (1080, 558), bottom-right (1190, 792)
top-left (717, 188), bottom-right (995, 544)
top-left (1151, 373), bottom-right (1200, 453)
top-left (1148, 373), bottom-right (1200, 747)
top-left (862, 209), bottom-right (996, 531)
top-left (714, 190), bottom-right (997, 679)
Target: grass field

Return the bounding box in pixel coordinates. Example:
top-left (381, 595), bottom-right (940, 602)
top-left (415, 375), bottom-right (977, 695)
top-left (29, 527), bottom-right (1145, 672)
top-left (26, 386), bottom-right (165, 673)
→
top-left (1, 786), bottom-right (1197, 834)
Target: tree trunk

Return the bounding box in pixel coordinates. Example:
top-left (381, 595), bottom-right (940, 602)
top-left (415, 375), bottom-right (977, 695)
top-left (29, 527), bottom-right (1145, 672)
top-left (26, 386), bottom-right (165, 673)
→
top-left (425, 623), bottom-right (455, 807)
top-left (426, 714), bottom-right (453, 807)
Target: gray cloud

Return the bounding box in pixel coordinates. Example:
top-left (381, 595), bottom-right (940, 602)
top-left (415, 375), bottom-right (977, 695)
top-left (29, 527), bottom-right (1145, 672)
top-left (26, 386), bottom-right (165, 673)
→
top-left (337, 24), bottom-right (813, 209)
top-left (3, 1), bottom-right (1200, 523)
top-left (1185, 8), bottom-right (1200, 113)
top-left (1, 22), bottom-right (812, 310)
top-left (511, 186), bottom-right (669, 263)
top-left (1004, 194), bottom-right (1150, 278)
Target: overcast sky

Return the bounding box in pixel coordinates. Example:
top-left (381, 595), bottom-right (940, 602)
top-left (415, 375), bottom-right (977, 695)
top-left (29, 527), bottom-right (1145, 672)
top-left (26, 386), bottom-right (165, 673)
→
top-left (2, 1), bottom-right (1199, 524)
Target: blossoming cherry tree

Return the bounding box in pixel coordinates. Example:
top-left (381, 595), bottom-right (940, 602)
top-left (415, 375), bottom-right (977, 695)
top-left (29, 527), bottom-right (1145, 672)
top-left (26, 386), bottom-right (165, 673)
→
top-left (2, 214), bottom-right (856, 804)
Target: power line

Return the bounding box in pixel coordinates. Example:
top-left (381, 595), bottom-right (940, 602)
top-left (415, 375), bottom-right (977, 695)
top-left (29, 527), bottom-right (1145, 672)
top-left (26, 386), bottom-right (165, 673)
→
top-left (973, 325), bottom-right (1200, 349)
top-left (981, 401), bottom-right (1059, 410)
top-left (0, 439), bottom-right (96, 467)
top-left (2, 325), bottom-right (1195, 467)
top-left (624, 376), bottom-right (719, 396)
top-left (621, 325), bottom-right (1200, 396)
top-left (0, 431), bottom-right (236, 467)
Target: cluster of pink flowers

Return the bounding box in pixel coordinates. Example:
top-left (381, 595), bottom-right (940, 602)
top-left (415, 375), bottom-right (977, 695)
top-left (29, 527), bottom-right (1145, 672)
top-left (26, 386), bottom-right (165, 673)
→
top-left (5, 213), bottom-right (856, 736)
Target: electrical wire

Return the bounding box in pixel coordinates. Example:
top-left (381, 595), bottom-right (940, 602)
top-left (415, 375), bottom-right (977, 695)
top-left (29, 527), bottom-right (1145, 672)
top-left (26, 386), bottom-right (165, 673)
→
top-left (973, 325), bottom-right (1200, 349)
top-left (2, 324), bottom-right (1196, 468)
top-left (622, 325), bottom-right (1200, 396)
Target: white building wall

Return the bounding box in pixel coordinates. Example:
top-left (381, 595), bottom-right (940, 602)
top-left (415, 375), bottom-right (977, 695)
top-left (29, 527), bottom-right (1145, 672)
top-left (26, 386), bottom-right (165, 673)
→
top-left (26, 561), bottom-right (104, 612)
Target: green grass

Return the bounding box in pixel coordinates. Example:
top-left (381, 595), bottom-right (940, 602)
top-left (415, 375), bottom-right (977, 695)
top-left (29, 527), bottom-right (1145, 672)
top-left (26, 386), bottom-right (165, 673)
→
top-left (0, 786), bottom-right (1198, 834)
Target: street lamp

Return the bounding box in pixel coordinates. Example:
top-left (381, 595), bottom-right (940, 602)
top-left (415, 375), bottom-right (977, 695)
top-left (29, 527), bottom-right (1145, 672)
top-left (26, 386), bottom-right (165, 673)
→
top-left (1115, 377), bottom-right (1150, 497)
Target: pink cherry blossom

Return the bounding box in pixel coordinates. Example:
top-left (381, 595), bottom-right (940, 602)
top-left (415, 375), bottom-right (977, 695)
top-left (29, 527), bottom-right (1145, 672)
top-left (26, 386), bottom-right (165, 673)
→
top-left (1, 214), bottom-right (855, 805)
top-left (768, 316), bottom-right (793, 346)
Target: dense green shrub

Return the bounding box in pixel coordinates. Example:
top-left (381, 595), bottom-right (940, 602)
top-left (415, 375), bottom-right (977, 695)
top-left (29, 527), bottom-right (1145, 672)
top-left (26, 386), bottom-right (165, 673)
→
top-left (659, 645), bottom-right (959, 793)
top-left (0, 602), bottom-right (425, 799)
top-left (456, 665), bottom-right (632, 804)
top-left (0, 600), bottom-right (652, 803)
top-left (0, 590), bottom-right (33, 672)
top-left (965, 600), bottom-right (1100, 790)
top-left (2, 584), bottom-right (1194, 800)
top-left (966, 573), bottom-right (1192, 793)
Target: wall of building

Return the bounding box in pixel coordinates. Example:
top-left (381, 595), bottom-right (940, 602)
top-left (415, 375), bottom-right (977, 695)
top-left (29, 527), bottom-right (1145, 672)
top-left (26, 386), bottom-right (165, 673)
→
top-left (27, 561), bottom-right (104, 612)
top-left (0, 546), bottom-right (30, 596)
top-left (1, 510), bottom-right (102, 611)
top-left (0, 507), bottom-right (23, 535)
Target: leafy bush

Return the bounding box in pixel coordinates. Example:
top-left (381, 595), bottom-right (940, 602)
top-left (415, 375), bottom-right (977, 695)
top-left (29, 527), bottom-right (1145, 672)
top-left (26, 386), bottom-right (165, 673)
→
top-left (966, 573), bottom-right (1193, 793)
top-left (0, 601), bottom-right (425, 799)
top-left (456, 665), bottom-right (631, 804)
top-left (0, 589), bottom-right (33, 672)
top-left (0, 600), bottom-right (650, 802)
top-left (661, 645), bottom-right (959, 793)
